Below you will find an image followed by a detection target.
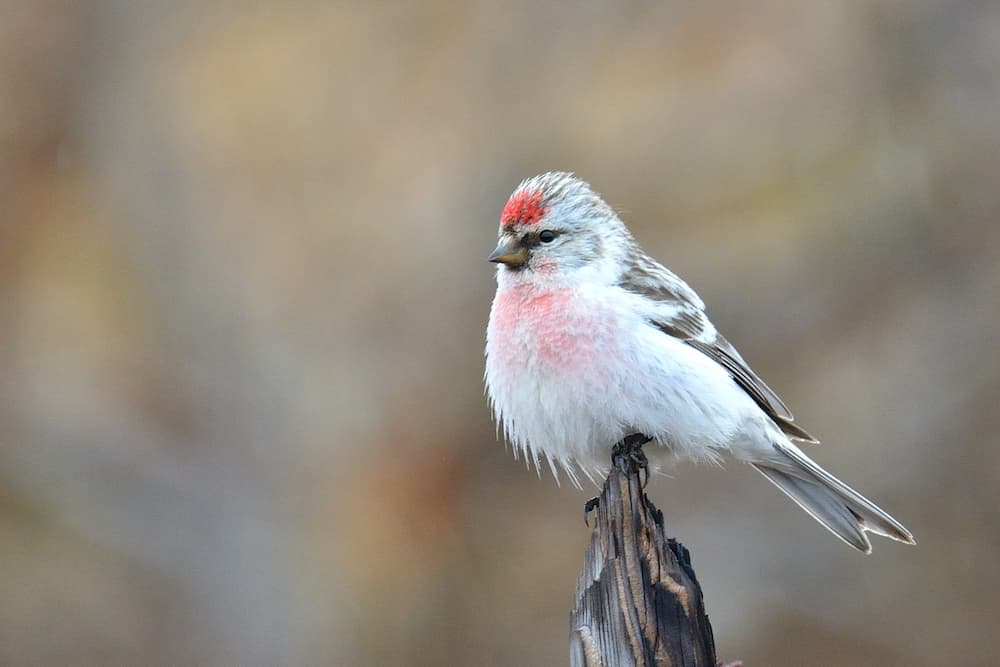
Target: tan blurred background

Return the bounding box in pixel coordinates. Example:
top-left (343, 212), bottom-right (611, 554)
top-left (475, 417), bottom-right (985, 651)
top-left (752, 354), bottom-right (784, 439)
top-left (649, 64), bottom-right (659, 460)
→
top-left (2, 1), bottom-right (999, 665)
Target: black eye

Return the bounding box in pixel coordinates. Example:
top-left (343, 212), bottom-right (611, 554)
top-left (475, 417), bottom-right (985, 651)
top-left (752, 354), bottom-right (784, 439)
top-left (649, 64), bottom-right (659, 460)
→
top-left (539, 230), bottom-right (556, 243)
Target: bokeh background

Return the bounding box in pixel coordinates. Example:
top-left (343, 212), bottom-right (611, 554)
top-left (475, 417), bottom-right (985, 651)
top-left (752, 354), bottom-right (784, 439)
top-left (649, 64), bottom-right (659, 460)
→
top-left (3, 1), bottom-right (999, 665)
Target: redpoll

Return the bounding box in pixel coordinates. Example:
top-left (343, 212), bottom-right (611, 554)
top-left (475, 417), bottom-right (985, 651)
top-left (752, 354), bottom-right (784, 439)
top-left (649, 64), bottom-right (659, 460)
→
top-left (484, 172), bottom-right (914, 553)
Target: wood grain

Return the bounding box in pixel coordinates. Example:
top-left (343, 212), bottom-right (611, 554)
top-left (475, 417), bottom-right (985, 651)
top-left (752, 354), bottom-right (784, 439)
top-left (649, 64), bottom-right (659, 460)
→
top-left (570, 455), bottom-right (720, 667)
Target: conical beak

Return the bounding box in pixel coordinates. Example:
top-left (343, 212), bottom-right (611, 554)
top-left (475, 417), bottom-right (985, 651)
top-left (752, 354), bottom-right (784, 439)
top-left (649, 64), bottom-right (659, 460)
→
top-left (488, 236), bottom-right (528, 268)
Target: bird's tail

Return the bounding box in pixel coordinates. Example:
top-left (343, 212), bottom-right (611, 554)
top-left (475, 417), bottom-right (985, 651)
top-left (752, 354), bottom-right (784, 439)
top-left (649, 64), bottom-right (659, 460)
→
top-left (752, 442), bottom-right (915, 553)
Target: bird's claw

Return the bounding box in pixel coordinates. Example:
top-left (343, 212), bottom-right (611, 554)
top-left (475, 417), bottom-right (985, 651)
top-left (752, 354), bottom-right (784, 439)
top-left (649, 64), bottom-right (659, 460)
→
top-left (612, 433), bottom-right (652, 487)
top-left (583, 496), bottom-right (600, 526)
top-left (585, 434), bottom-right (652, 526)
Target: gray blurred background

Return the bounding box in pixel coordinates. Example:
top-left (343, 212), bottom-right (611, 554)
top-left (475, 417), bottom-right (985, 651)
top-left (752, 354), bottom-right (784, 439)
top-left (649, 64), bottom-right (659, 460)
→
top-left (2, 1), bottom-right (998, 665)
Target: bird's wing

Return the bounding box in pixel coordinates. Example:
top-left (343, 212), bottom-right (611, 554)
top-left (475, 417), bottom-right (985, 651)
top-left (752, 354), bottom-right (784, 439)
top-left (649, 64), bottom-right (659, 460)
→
top-left (619, 252), bottom-right (817, 442)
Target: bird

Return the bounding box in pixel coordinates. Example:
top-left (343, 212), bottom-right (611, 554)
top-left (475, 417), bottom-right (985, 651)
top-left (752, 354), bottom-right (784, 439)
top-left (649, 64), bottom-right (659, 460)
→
top-left (484, 171), bottom-right (915, 553)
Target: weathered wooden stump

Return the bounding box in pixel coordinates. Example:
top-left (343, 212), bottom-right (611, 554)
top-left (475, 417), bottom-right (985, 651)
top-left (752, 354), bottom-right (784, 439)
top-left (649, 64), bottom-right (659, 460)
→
top-left (570, 453), bottom-right (727, 667)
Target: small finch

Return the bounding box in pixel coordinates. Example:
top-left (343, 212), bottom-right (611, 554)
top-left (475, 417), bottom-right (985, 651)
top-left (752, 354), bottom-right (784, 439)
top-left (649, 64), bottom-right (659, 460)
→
top-left (484, 172), bottom-right (915, 553)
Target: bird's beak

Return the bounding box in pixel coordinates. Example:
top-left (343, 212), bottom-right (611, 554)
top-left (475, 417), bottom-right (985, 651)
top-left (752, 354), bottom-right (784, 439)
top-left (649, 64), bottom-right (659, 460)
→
top-left (488, 236), bottom-right (528, 268)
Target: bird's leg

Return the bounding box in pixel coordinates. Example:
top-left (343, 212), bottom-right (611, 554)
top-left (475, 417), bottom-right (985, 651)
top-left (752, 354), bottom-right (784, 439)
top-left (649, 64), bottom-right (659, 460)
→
top-left (612, 433), bottom-right (653, 487)
top-left (585, 433), bottom-right (654, 524)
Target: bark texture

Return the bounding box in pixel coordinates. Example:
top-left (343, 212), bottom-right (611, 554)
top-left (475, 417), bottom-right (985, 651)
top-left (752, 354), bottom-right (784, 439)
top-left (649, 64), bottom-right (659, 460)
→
top-left (570, 458), bottom-right (718, 667)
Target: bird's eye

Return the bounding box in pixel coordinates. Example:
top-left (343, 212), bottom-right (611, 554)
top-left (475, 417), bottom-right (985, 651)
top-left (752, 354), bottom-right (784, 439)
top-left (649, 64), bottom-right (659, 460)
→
top-left (539, 230), bottom-right (556, 243)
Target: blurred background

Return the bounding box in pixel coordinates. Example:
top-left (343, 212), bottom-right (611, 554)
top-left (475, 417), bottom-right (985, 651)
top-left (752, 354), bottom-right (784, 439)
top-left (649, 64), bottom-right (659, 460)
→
top-left (2, 1), bottom-right (998, 665)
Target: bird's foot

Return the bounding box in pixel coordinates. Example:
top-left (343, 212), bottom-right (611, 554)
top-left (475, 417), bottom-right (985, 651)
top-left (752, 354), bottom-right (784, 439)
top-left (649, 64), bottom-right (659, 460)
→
top-left (612, 433), bottom-right (652, 487)
top-left (583, 496), bottom-right (600, 527)
top-left (584, 434), bottom-right (653, 522)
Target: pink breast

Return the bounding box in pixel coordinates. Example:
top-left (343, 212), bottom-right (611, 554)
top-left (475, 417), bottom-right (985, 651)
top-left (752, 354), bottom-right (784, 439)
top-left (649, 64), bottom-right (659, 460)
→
top-left (491, 285), bottom-right (615, 371)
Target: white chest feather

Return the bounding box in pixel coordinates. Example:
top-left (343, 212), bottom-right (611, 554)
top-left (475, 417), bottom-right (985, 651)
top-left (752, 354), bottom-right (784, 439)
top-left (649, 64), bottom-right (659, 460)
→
top-left (486, 282), bottom-right (768, 485)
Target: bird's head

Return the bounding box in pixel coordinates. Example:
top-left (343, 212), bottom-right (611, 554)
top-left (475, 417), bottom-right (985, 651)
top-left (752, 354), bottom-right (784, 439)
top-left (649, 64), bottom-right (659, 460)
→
top-left (490, 172), bottom-right (629, 286)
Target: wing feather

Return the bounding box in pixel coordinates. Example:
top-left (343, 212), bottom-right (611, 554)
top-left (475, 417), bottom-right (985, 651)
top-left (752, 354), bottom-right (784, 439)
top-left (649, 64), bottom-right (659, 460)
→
top-left (619, 251), bottom-right (817, 443)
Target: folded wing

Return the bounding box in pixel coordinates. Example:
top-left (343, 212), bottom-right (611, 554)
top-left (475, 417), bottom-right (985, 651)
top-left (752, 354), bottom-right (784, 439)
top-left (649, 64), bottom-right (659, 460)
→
top-left (619, 252), bottom-right (816, 443)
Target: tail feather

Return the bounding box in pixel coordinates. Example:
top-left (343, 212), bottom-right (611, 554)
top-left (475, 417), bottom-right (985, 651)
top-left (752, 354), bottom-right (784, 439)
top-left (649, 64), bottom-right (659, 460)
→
top-left (753, 443), bottom-right (915, 553)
